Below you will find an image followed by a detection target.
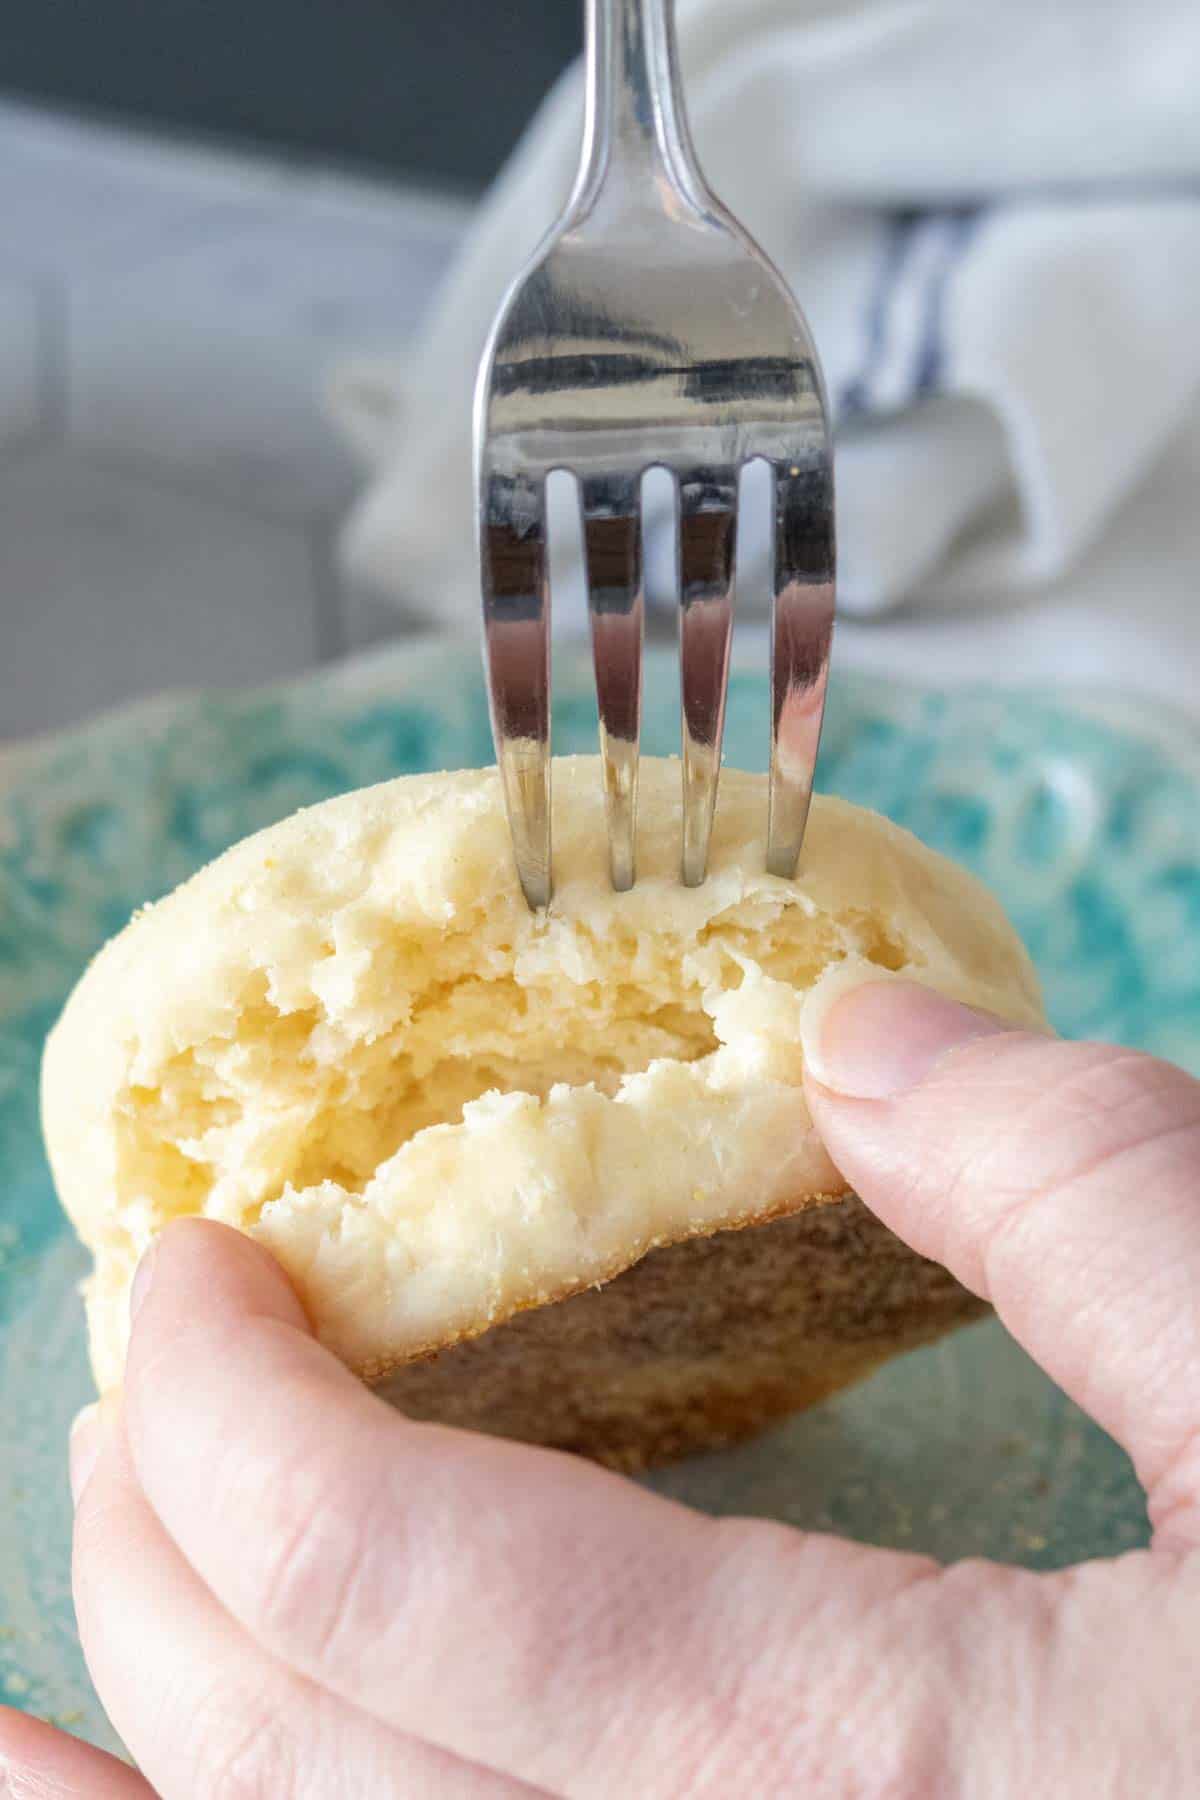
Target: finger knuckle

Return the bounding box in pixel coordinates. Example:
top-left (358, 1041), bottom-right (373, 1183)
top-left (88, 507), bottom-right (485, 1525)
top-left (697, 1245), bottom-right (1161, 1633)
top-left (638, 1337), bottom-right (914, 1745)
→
top-left (978, 1046), bottom-right (1200, 1259)
top-left (179, 1678), bottom-right (301, 1800)
top-left (248, 1452), bottom-right (376, 1671)
top-left (1015, 1044), bottom-right (1198, 1181)
top-left (665, 1519), bottom-right (949, 1800)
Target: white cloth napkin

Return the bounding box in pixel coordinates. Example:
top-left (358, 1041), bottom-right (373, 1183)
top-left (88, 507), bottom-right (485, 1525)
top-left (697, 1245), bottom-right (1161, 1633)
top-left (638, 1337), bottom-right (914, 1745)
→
top-left (329, 0), bottom-right (1200, 639)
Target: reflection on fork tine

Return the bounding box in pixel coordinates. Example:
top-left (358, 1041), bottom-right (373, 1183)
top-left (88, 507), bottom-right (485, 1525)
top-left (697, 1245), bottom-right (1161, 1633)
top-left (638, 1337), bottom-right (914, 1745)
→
top-left (767, 459), bottom-right (836, 879)
top-left (679, 469), bottom-right (736, 888)
top-left (480, 466), bottom-right (552, 911)
top-left (583, 472), bottom-right (643, 892)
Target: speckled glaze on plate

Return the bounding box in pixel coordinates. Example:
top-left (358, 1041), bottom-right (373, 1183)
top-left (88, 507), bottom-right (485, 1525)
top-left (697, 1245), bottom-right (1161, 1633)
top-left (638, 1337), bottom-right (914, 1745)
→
top-left (2, 642), bottom-right (1197, 1750)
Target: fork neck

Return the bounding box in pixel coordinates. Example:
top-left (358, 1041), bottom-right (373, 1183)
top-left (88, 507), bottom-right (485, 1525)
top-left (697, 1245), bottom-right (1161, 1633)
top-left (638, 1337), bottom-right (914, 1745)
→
top-left (576, 0), bottom-right (709, 210)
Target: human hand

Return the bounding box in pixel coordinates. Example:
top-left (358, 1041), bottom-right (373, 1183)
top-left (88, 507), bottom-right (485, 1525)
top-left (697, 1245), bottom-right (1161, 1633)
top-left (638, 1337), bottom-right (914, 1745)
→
top-left (5, 978), bottom-right (1200, 1797)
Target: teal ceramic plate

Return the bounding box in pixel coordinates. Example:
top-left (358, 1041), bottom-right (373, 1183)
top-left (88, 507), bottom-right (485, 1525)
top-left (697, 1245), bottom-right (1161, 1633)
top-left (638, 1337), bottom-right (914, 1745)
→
top-left (2, 643), bottom-right (1198, 1750)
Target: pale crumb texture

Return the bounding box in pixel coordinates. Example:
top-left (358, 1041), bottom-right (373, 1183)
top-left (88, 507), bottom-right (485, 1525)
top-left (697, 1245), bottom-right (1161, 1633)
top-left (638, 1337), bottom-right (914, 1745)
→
top-left (42, 757), bottom-right (1044, 1458)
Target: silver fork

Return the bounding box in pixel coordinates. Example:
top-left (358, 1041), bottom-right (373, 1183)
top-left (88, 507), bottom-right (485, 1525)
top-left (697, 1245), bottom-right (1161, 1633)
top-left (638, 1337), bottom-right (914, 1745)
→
top-left (476, 0), bottom-right (835, 909)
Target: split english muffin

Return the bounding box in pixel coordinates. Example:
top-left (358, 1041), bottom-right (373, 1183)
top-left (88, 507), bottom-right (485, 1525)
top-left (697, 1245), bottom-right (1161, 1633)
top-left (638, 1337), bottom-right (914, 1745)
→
top-left (43, 756), bottom-right (1044, 1468)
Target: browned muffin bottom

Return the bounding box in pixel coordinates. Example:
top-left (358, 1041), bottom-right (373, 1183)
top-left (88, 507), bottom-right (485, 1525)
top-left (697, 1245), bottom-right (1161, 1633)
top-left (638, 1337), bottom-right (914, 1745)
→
top-left (376, 1196), bottom-right (985, 1471)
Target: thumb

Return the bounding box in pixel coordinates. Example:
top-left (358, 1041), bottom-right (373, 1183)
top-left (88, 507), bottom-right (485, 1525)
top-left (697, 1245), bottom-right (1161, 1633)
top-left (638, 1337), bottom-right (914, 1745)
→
top-left (802, 978), bottom-right (1200, 1548)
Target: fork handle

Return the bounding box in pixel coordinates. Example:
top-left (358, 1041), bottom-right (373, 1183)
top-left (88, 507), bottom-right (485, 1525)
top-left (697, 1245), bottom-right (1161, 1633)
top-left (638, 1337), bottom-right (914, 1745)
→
top-left (579, 0), bottom-right (707, 202)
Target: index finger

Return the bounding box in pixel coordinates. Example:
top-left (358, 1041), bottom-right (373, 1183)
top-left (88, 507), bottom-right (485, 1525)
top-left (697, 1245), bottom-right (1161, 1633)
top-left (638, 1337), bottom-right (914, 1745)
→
top-left (802, 978), bottom-right (1200, 1545)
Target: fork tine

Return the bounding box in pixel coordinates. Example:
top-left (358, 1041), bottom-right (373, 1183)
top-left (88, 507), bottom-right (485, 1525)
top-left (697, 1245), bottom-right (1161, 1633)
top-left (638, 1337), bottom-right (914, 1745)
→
top-left (678, 467), bottom-right (737, 887)
top-left (766, 459), bottom-right (836, 878)
top-left (582, 471), bottom-right (643, 891)
top-left (481, 466), bottom-right (552, 908)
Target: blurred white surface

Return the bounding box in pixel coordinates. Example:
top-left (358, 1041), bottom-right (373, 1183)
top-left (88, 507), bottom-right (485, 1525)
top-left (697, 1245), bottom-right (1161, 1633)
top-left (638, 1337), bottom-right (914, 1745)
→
top-left (0, 101), bottom-right (468, 742)
top-left (820, 400), bottom-right (1200, 722)
top-left (68, 203), bottom-right (460, 522)
top-left (0, 452), bottom-right (321, 732)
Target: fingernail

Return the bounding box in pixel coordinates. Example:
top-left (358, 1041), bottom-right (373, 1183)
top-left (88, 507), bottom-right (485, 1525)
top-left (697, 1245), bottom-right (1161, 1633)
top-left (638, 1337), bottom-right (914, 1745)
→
top-left (804, 978), bottom-right (1006, 1100)
top-left (129, 1240), bottom-right (159, 1327)
top-left (69, 1403), bottom-right (103, 1506)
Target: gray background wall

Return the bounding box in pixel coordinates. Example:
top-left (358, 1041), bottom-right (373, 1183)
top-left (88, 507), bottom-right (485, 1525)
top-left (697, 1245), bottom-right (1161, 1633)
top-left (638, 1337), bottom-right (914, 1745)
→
top-left (0, 0), bottom-right (582, 189)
